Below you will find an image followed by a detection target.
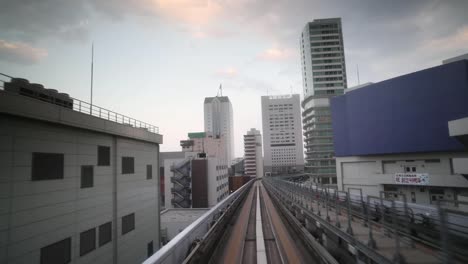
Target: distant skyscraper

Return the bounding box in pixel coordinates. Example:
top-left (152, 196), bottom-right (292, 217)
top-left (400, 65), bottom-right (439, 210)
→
top-left (244, 128), bottom-right (263, 178)
top-left (300, 18), bottom-right (347, 184)
top-left (261, 94), bottom-right (304, 174)
top-left (204, 96), bottom-right (234, 163)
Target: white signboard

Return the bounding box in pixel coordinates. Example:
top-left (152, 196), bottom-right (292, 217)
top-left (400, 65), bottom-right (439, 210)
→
top-left (394, 173), bottom-right (429, 185)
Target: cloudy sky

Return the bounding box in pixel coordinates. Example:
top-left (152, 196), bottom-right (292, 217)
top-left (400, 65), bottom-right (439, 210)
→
top-left (1, 0), bottom-right (467, 156)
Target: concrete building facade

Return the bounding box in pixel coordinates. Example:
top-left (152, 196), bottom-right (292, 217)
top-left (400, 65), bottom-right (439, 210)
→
top-left (300, 18), bottom-right (347, 184)
top-left (204, 96), bottom-right (234, 163)
top-left (180, 132), bottom-right (227, 165)
top-left (162, 132), bottom-right (229, 209)
top-left (261, 94), bottom-right (304, 174)
top-left (243, 128), bottom-right (263, 178)
top-left (162, 153), bottom-right (229, 209)
top-left (0, 78), bottom-right (162, 264)
top-left (331, 59), bottom-right (468, 206)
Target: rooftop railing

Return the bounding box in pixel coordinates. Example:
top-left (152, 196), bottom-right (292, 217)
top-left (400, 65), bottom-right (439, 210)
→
top-left (0, 73), bottom-right (159, 134)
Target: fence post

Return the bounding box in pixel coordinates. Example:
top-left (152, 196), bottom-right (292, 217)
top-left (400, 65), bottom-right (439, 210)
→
top-left (367, 196), bottom-right (377, 249)
top-left (438, 203), bottom-right (451, 264)
top-left (325, 189), bottom-right (331, 222)
top-left (335, 191), bottom-right (341, 228)
top-left (346, 192), bottom-right (354, 236)
top-left (392, 200), bottom-right (406, 264)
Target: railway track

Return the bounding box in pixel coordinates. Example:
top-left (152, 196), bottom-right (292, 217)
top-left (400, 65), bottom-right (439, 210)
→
top-left (210, 181), bottom-right (317, 264)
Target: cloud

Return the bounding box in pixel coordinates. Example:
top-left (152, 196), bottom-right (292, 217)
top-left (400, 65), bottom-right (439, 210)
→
top-left (423, 25), bottom-right (468, 53)
top-left (215, 67), bottom-right (239, 78)
top-left (0, 40), bottom-right (47, 64)
top-left (0, 1), bottom-right (90, 42)
top-left (1, 0), bottom-right (467, 85)
top-left (257, 48), bottom-right (295, 61)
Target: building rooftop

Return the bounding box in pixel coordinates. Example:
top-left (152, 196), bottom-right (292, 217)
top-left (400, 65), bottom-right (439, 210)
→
top-left (188, 132), bottom-right (206, 139)
top-left (0, 74), bottom-right (162, 144)
top-left (160, 208), bottom-right (209, 222)
top-left (204, 96), bottom-right (230, 103)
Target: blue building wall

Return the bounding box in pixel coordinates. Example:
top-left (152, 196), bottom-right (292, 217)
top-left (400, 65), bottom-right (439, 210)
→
top-left (331, 60), bottom-right (468, 157)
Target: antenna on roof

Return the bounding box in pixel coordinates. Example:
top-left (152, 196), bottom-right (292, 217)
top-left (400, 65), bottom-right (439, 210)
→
top-left (90, 42), bottom-right (94, 109)
top-left (356, 64), bottom-right (360, 85)
top-left (217, 83), bottom-right (223, 97)
top-left (290, 85), bottom-right (293, 94)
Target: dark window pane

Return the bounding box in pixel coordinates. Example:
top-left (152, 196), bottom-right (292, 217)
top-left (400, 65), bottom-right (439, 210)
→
top-left (147, 241), bottom-right (154, 257)
top-left (147, 165), bottom-right (152, 179)
top-left (122, 157), bottom-right (134, 174)
top-left (80, 228), bottom-right (96, 256)
top-left (40, 237), bottom-right (71, 264)
top-left (81, 166), bottom-right (94, 188)
top-left (32, 153), bottom-right (64, 181)
top-left (98, 222), bottom-right (112, 247)
top-left (98, 146), bottom-right (110, 166)
top-left (122, 213), bottom-right (135, 235)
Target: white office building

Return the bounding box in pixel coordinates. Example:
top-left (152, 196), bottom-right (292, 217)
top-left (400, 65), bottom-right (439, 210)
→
top-left (204, 96), bottom-right (234, 163)
top-left (244, 128), bottom-right (263, 178)
top-left (300, 18), bottom-right (347, 184)
top-left (261, 94), bottom-right (305, 174)
top-left (0, 77), bottom-right (162, 263)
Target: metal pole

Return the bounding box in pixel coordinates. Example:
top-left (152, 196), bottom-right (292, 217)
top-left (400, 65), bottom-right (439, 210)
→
top-left (438, 203), bottom-right (451, 264)
top-left (90, 43), bottom-right (94, 113)
top-left (392, 200), bottom-right (406, 264)
top-left (335, 191), bottom-right (341, 228)
top-left (326, 189), bottom-right (331, 222)
top-left (346, 192), bottom-right (354, 235)
top-left (316, 186), bottom-right (321, 216)
top-left (379, 191), bottom-right (390, 237)
top-left (367, 196), bottom-right (377, 249)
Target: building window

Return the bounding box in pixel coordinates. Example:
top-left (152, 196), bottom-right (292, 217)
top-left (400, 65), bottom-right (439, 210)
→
top-left (147, 165), bottom-right (152, 179)
top-left (147, 241), bottom-right (154, 257)
top-left (98, 146), bottom-right (110, 166)
top-left (122, 213), bottom-right (135, 235)
top-left (122, 157), bottom-right (135, 174)
top-left (40, 238), bottom-right (71, 264)
top-left (32, 153), bottom-right (64, 181)
top-left (98, 222), bottom-right (112, 247)
top-left (81, 166), bottom-right (94, 188)
top-left (80, 228), bottom-right (96, 256)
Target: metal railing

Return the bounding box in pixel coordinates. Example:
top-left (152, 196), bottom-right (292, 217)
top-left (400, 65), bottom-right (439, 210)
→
top-left (264, 177), bottom-right (468, 264)
top-left (0, 73), bottom-right (159, 134)
top-left (72, 97), bottom-right (159, 133)
top-left (144, 180), bottom-right (254, 264)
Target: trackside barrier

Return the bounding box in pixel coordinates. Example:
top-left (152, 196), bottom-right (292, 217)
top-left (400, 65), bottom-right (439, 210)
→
top-left (143, 180), bottom-right (254, 264)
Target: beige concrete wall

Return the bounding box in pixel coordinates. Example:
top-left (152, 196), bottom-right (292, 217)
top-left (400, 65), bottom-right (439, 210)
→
top-left (0, 115), bottom-right (159, 264)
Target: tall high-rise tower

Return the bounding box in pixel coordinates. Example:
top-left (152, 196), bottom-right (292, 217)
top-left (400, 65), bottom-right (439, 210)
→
top-left (261, 94), bottom-right (305, 174)
top-left (204, 96), bottom-right (234, 163)
top-left (300, 18), bottom-right (347, 184)
top-left (244, 128), bottom-right (263, 178)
